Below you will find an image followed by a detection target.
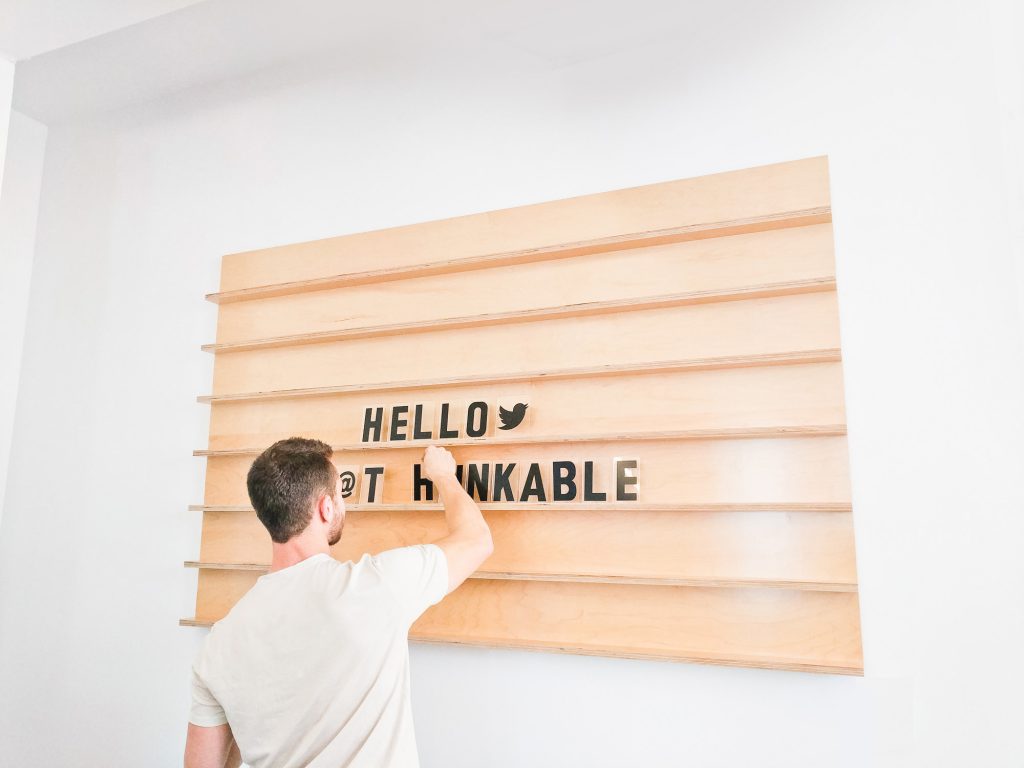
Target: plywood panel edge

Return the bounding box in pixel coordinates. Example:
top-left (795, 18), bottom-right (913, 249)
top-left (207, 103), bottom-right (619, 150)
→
top-left (408, 635), bottom-right (864, 676)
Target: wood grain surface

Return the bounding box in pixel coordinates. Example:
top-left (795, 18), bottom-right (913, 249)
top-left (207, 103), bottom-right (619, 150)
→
top-left (185, 155), bottom-right (863, 674)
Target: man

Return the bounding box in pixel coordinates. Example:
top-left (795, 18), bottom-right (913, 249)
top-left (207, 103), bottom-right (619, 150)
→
top-left (184, 437), bottom-right (493, 768)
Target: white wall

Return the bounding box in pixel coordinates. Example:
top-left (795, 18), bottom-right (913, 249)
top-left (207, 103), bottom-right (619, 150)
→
top-left (0, 57), bottom-right (14, 523)
top-left (0, 58), bottom-right (11, 158)
top-left (1, 57), bottom-right (50, 529)
top-left (0, 1), bottom-right (1022, 766)
top-left (0, 110), bottom-right (48, 527)
top-left (0, 59), bottom-right (12, 172)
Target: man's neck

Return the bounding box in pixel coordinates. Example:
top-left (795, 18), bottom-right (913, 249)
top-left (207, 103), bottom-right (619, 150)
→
top-left (269, 535), bottom-right (331, 573)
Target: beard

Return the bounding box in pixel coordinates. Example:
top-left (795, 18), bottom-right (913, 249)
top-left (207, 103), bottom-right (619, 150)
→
top-left (327, 509), bottom-right (344, 546)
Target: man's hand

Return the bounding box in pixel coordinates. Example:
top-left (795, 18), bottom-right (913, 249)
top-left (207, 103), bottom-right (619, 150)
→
top-left (422, 444), bottom-right (457, 482)
top-left (423, 446), bottom-right (494, 593)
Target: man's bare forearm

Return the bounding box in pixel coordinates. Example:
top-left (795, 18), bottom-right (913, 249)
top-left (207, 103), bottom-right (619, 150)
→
top-left (434, 474), bottom-right (490, 542)
top-left (423, 446), bottom-right (493, 590)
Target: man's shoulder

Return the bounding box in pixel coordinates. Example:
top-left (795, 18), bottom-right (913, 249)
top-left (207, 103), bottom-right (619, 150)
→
top-left (203, 551), bottom-right (415, 634)
top-left (212, 554), bottom-right (368, 624)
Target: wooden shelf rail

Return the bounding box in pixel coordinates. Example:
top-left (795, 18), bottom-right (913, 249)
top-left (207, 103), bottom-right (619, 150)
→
top-left (193, 424), bottom-right (847, 457)
top-left (198, 348), bottom-right (842, 404)
top-left (183, 560), bottom-right (857, 593)
top-left (203, 278), bottom-right (835, 354)
top-left (187, 502), bottom-right (853, 513)
top-left (173, 620), bottom-right (862, 676)
top-left (206, 207), bottom-right (832, 305)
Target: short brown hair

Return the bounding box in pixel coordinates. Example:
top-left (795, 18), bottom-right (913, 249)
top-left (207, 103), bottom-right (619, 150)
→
top-left (246, 437), bottom-right (336, 543)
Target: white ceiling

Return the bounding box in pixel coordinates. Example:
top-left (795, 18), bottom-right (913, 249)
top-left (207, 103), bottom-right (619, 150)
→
top-left (0, 0), bottom-right (209, 60)
top-left (8, 0), bottom-right (795, 125)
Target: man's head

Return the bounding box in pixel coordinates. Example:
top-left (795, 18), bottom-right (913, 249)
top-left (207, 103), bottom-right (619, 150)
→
top-left (246, 437), bottom-right (345, 546)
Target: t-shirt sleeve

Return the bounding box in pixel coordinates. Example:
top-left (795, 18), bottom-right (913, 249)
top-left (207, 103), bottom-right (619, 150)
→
top-left (371, 543), bottom-right (449, 625)
top-left (189, 665), bottom-right (228, 727)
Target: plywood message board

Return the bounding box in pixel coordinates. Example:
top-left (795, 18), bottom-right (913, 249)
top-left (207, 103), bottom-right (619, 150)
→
top-left (182, 155), bottom-right (863, 675)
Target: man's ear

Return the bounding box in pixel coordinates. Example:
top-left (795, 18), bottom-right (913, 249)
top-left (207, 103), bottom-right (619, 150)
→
top-left (316, 492), bottom-right (333, 524)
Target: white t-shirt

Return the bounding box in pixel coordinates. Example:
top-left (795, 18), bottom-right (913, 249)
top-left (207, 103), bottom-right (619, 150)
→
top-left (189, 544), bottom-right (449, 768)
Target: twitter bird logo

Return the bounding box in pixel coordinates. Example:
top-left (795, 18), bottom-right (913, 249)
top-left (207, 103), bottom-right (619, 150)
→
top-left (498, 402), bottom-right (529, 430)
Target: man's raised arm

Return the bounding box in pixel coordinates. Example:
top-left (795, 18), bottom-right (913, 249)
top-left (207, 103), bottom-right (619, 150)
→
top-left (423, 445), bottom-right (494, 593)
